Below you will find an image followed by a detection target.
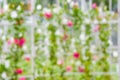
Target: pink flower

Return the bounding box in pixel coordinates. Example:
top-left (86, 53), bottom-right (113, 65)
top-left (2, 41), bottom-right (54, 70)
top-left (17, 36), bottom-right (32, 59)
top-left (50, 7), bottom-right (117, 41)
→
top-left (66, 66), bottom-right (72, 72)
top-left (25, 57), bottom-right (30, 62)
top-left (92, 3), bottom-right (97, 9)
top-left (7, 39), bottom-right (12, 45)
top-left (63, 34), bottom-right (68, 41)
top-left (14, 38), bottom-right (19, 45)
top-left (67, 21), bottom-right (73, 27)
top-left (78, 67), bottom-right (85, 73)
top-left (44, 12), bottom-right (52, 19)
top-left (73, 52), bottom-right (80, 59)
top-left (0, 9), bottom-right (4, 14)
top-left (19, 38), bottom-right (26, 47)
top-left (57, 59), bottom-right (64, 65)
top-left (94, 25), bottom-right (100, 32)
top-left (14, 38), bottom-right (26, 47)
top-left (19, 77), bottom-right (26, 80)
top-left (93, 55), bottom-right (98, 60)
top-left (15, 68), bottom-right (23, 74)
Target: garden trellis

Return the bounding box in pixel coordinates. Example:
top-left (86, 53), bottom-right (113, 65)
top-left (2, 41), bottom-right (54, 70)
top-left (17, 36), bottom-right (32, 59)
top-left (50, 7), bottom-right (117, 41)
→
top-left (0, 0), bottom-right (120, 80)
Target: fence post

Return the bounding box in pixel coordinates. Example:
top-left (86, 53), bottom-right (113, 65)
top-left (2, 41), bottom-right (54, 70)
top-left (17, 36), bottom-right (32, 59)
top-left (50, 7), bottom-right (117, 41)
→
top-left (30, 0), bottom-right (35, 13)
top-left (117, 0), bottom-right (120, 79)
top-left (81, 0), bottom-right (86, 11)
top-left (109, 0), bottom-right (112, 11)
top-left (30, 0), bottom-right (36, 79)
top-left (30, 16), bottom-right (35, 80)
top-left (3, 0), bottom-right (7, 11)
top-left (56, 0), bottom-right (59, 6)
top-left (89, 0), bottom-right (92, 10)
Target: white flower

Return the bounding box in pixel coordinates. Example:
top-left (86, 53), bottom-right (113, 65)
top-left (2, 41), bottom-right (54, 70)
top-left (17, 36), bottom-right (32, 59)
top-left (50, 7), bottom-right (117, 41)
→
top-left (22, 45), bottom-right (28, 51)
top-left (69, 1), bottom-right (74, 8)
top-left (67, 0), bottom-right (71, 3)
top-left (79, 34), bottom-right (86, 41)
top-left (53, 7), bottom-right (61, 14)
top-left (19, 33), bottom-right (23, 37)
top-left (102, 18), bottom-right (107, 23)
top-left (37, 28), bottom-right (42, 33)
top-left (2, 35), bottom-right (6, 40)
top-left (1, 72), bottom-right (7, 79)
top-left (113, 51), bottom-right (118, 57)
top-left (70, 60), bottom-right (74, 64)
top-left (4, 5), bottom-right (8, 11)
top-left (55, 30), bottom-right (62, 36)
top-left (108, 40), bottom-right (113, 45)
top-left (94, 19), bottom-right (98, 24)
top-left (5, 60), bottom-right (10, 68)
top-left (11, 11), bottom-right (18, 18)
top-left (90, 45), bottom-right (96, 53)
top-left (69, 1), bottom-right (78, 8)
top-left (17, 6), bottom-right (21, 11)
top-left (62, 18), bottom-right (68, 25)
top-left (76, 61), bottom-right (81, 66)
top-left (37, 4), bottom-right (42, 10)
top-left (85, 18), bottom-right (90, 24)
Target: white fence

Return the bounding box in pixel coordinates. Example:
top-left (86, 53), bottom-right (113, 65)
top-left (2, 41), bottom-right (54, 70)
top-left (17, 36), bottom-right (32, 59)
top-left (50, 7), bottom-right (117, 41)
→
top-left (0, 0), bottom-right (120, 80)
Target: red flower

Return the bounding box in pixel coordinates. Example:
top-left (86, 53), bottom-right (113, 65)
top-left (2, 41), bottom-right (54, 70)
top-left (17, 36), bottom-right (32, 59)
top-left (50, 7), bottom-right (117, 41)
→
top-left (25, 57), bottom-right (30, 62)
top-left (19, 38), bottom-right (26, 47)
top-left (73, 52), bottom-right (80, 59)
top-left (78, 67), bottom-right (85, 73)
top-left (14, 38), bottom-right (25, 47)
top-left (67, 21), bottom-right (73, 27)
top-left (19, 77), bottom-right (26, 80)
top-left (92, 3), bottom-right (97, 9)
top-left (15, 68), bottom-right (23, 74)
top-left (66, 66), bottom-right (72, 72)
top-left (44, 12), bottom-right (52, 19)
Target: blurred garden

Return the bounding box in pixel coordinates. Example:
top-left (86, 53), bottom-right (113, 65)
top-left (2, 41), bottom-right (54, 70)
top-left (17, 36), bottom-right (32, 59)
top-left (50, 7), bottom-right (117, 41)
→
top-left (0, 0), bottom-right (120, 80)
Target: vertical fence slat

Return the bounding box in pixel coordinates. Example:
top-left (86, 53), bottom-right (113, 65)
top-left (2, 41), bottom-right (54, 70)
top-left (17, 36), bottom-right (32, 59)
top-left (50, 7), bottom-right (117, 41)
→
top-left (117, 0), bottom-right (120, 79)
top-left (89, 0), bottom-right (92, 10)
top-left (30, 0), bottom-right (36, 79)
top-left (3, 0), bottom-right (7, 11)
top-left (109, 0), bottom-right (112, 11)
top-left (30, 16), bottom-right (35, 80)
